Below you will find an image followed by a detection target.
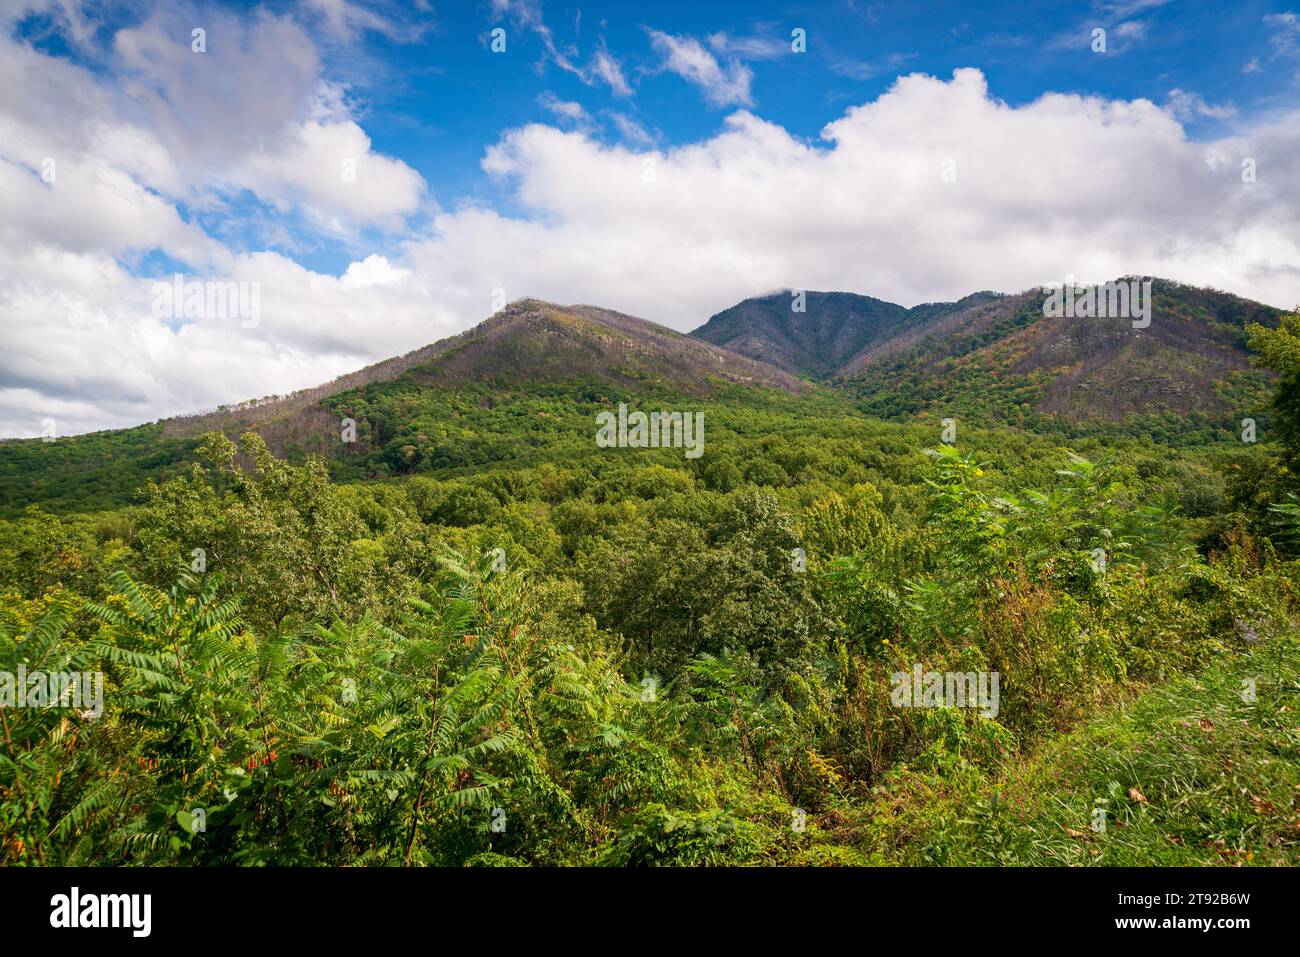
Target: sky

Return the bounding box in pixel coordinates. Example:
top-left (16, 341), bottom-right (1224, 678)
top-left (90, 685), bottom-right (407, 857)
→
top-left (2, 0), bottom-right (1300, 437)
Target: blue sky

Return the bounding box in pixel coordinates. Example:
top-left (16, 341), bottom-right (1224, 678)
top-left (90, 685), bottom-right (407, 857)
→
top-left (2, 0), bottom-right (1300, 435)
top-left (17, 0), bottom-right (1298, 275)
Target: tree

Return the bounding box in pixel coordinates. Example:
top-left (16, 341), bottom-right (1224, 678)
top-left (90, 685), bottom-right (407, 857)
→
top-left (1247, 312), bottom-right (1300, 474)
top-left (137, 432), bottom-right (403, 633)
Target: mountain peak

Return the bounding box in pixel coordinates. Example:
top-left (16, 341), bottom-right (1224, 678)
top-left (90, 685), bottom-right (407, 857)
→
top-left (691, 290), bottom-right (915, 378)
top-left (691, 279), bottom-right (1282, 423)
top-left (418, 299), bottom-right (807, 394)
top-left (161, 299), bottom-right (807, 442)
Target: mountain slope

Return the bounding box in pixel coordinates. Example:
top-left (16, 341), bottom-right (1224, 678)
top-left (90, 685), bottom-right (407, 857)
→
top-left (846, 279), bottom-right (1282, 426)
top-left (694, 280), bottom-right (1282, 428)
top-left (388, 299), bottom-right (807, 395)
top-left (0, 300), bottom-right (811, 514)
top-left (691, 291), bottom-right (905, 378)
top-left (165, 298), bottom-right (806, 442)
top-left (690, 290), bottom-right (1004, 379)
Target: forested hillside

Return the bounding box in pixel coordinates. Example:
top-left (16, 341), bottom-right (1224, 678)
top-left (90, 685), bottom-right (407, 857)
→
top-left (2, 294), bottom-right (1299, 867)
top-left (0, 284), bottom-right (1283, 516)
top-left (690, 289), bottom-right (996, 378)
top-left (691, 280), bottom-right (1281, 441)
top-left (846, 280), bottom-right (1281, 433)
top-left (0, 300), bottom-right (808, 516)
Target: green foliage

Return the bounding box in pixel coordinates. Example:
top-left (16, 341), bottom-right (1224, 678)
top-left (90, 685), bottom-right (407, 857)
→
top-left (136, 432), bottom-right (421, 633)
top-left (872, 631), bottom-right (1300, 866)
top-left (1248, 312), bottom-right (1300, 475)
top-left (2, 375), bottom-right (1299, 867)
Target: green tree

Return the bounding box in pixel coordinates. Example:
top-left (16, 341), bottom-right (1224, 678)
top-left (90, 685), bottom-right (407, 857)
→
top-left (137, 432), bottom-right (403, 633)
top-left (1247, 312), bottom-right (1300, 473)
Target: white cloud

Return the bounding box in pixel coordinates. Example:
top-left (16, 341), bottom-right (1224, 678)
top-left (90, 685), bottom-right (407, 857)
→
top-left (0, 155), bottom-right (215, 262)
top-left (1113, 20), bottom-right (1148, 41)
top-left (303, 0), bottom-right (421, 43)
top-left (0, 4), bottom-right (431, 436)
top-left (706, 30), bottom-right (787, 60)
top-left (1264, 11), bottom-right (1300, 81)
top-left (1099, 0), bottom-right (1170, 14)
top-left (607, 112), bottom-right (656, 147)
top-left (4, 28), bottom-right (1300, 438)
top-left (0, 242), bottom-right (444, 438)
top-left (110, 7), bottom-right (323, 172)
top-left (537, 92), bottom-right (591, 128)
top-left (1265, 11), bottom-right (1300, 58)
top-left (491, 0), bottom-right (631, 97)
top-left (0, 0), bottom-right (102, 46)
top-left (230, 117), bottom-right (426, 232)
top-left (1165, 89), bottom-right (1237, 121)
top-left (589, 45), bottom-right (632, 96)
top-left (832, 52), bottom-right (917, 81)
top-left (647, 30), bottom-right (754, 107)
top-left (536, 95), bottom-right (653, 146)
top-left (106, 9), bottom-right (426, 228)
top-left (1047, 15), bottom-right (1150, 54)
top-left (409, 68), bottom-right (1299, 337)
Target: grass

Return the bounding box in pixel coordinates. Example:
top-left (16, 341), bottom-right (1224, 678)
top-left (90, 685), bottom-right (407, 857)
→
top-left (865, 632), bottom-right (1300, 865)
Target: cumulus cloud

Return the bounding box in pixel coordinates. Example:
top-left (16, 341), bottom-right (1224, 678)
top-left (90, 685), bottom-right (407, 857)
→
top-left (0, 5), bottom-right (425, 239)
top-left (108, 9), bottom-right (425, 228)
top-left (4, 24), bottom-right (1300, 438)
top-left (0, 245), bottom-right (441, 437)
top-left (410, 68), bottom-right (1299, 336)
top-left (0, 3), bottom-right (434, 437)
top-left (231, 117), bottom-right (426, 232)
top-left (0, 0), bottom-right (102, 46)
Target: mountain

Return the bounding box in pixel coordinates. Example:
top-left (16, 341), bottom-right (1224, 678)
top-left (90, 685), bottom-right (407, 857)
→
top-left (0, 282), bottom-right (1284, 517)
top-left (164, 298), bottom-right (807, 438)
top-left (692, 280), bottom-right (1282, 428)
top-left (844, 279), bottom-right (1282, 426)
top-left (381, 298), bottom-right (808, 395)
top-left (690, 289), bottom-right (1003, 379)
top-left (0, 299), bottom-right (811, 514)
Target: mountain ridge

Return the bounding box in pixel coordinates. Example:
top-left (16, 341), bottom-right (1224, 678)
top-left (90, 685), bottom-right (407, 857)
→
top-left (843, 279), bottom-right (1282, 424)
top-left (690, 278), bottom-right (1283, 424)
top-left (4, 280), bottom-right (1283, 445)
top-left (160, 298), bottom-right (809, 441)
top-left (0, 279), bottom-right (1285, 516)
